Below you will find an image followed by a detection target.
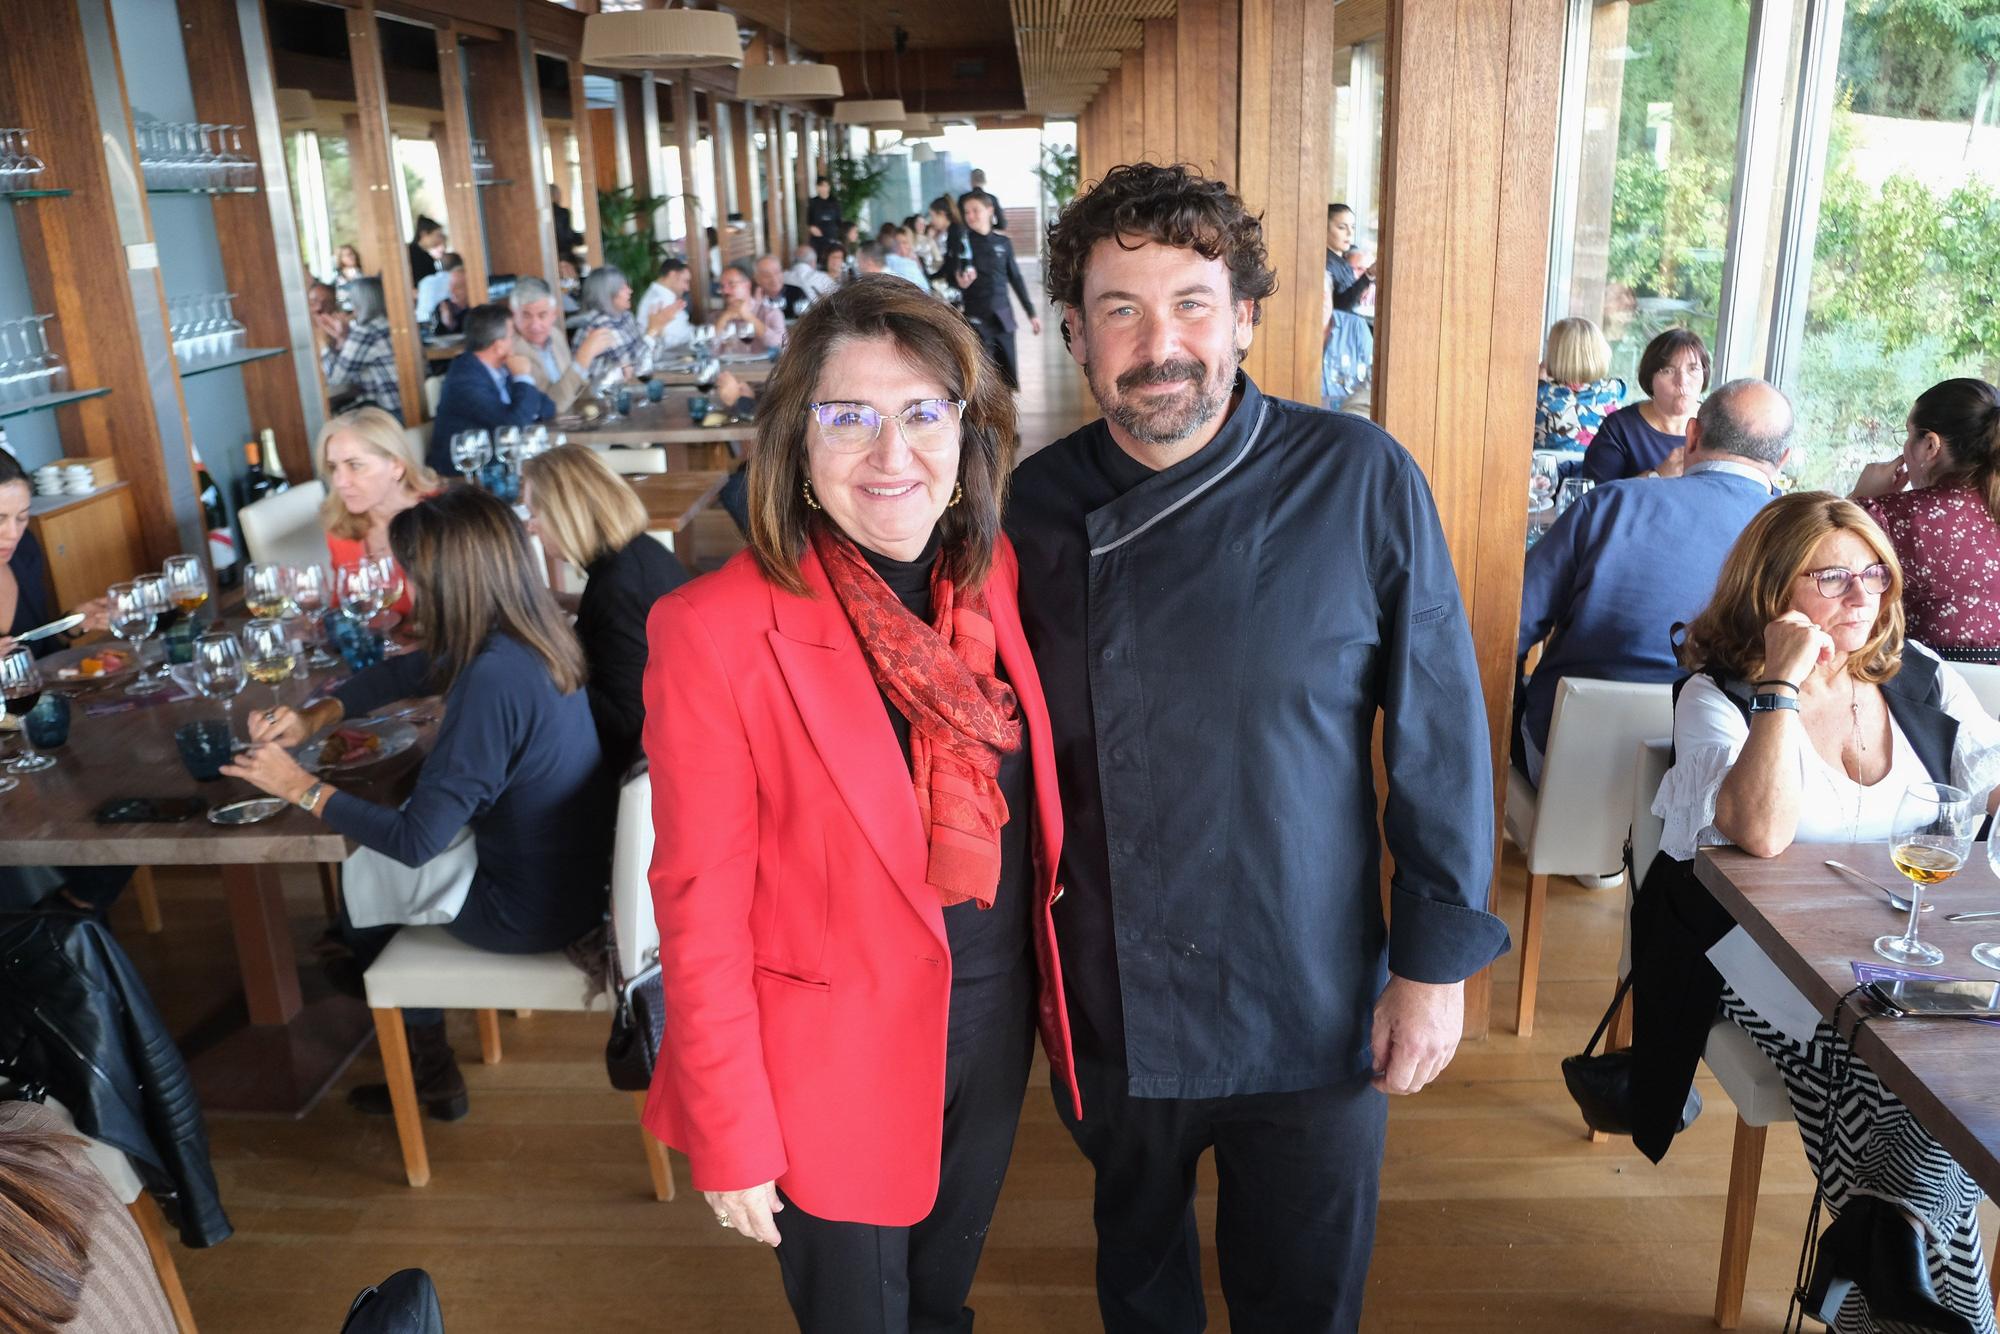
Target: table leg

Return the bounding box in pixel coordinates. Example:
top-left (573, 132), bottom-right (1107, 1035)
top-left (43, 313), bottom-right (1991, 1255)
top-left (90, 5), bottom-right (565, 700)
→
top-left (225, 863), bottom-right (302, 1024)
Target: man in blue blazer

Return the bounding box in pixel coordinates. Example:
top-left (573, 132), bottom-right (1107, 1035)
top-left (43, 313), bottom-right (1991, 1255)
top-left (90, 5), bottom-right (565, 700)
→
top-left (427, 304), bottom-right (557, 476)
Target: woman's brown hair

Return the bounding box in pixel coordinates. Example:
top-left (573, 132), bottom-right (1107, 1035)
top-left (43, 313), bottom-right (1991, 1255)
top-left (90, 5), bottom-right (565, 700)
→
top-left (745, 274), bottom-right (1016, 597)
top-left (1679, 491), bottom-right (1905, 685)
top-left (316, 407), bottom-right (438, 541)
top-left (0, 1125), bottom-right (93, 1327)
top-left (1636, 327), bottom-right (1711, 399)
top-left (1909, 377), bottom-right (2000, 526)
top-left (388, 487), bottom-right (587, 696)
top-left (520, 444), bottom-right (649, 568)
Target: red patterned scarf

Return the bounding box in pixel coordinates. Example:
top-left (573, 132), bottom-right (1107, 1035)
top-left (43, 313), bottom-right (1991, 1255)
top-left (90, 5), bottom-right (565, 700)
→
top-left (812, 525), bottom-right (1023, 909)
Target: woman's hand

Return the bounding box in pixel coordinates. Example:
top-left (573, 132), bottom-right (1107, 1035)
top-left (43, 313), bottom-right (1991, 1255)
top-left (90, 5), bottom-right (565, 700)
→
top-left (1654, 445), bottom-right (1687, 478)
top-left (1850, 457), bottom-right (1909, 500)
top-left (71, 597), bottom-right (111, 634)
top-left (703, 1182), bottom-right (784, 1246)
top-left (221, 741), bottom-right (318, 807)
top-left (247, 704), bottom-right (313, 748)
top-left (1763, 611), bottom-right (1835, 685)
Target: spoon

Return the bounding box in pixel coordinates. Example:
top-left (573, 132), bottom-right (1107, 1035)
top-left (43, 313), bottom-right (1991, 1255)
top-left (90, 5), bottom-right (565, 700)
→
top-left (1944, 910), bottom-right (2000, 923)
top-left (1824, 859), bottom-right (1932, 914)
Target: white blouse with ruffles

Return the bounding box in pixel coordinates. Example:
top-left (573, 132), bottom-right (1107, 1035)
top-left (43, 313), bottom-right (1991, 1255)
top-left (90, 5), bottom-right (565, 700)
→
top-left (1651, 643), bottom-right (2000, 1042)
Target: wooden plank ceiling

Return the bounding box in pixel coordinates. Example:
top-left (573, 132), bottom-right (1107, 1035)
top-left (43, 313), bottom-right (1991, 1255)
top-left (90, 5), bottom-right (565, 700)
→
top-left (1012, 0), bottom-right (1174, 117)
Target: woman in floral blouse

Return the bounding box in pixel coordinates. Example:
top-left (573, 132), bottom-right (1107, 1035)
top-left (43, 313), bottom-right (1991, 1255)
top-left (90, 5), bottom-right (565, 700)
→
top-left (1852, 377), bottom-right (2000, 659)
top-left (1533, 316), bottom-right (1626, 455)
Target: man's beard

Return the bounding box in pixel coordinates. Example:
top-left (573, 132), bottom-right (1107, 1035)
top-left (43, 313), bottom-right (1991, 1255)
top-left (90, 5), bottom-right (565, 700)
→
top-left (1087, 354), bottom-right (1232, 448)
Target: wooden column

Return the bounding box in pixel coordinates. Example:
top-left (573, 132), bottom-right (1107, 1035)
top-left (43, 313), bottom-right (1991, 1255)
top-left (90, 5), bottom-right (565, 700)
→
top-left (434, 26), bottom-right (490, 306)
top-left (1235, 0), bottom-right (1333, 405)
top-left (1375, 0), bottom-right (1564, 1038)
top-left (622, 75), bottom-right (654, 196)
top-left (466, 26), bottom-right (558, 288)
top-left (673, 79), bottom-right (710, 318)
top-left (345, 4), bottom-right (426, 425)
top-left (730, 101), bottom-right (760, 254)
top-left (712, 94), bottom-right (737, 256)
top-left (763, 104), bottom-right (788, 260)
top-left (569, 57), bottom-right (604, 266)
top-left (1141, 19), bottom-right (1177, 163)
top-left (177, 0), bottom-right (319, 481)
top-left (1176, 0), bottom-right (1240, 182)
top-left (0, 0), bottom-right (179, 562)
top-left (794, 111), bottom-right (813, 256)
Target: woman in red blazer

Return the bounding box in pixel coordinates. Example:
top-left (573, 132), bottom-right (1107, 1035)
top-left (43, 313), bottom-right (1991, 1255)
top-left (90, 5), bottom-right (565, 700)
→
top-left (640, 276), bottom-right (1079, 1332)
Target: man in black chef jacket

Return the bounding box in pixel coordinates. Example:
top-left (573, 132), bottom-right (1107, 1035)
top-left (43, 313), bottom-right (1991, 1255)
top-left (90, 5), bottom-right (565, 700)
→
top-left (1007, 162), bottom-right (1511, 1332)
top-left (947, 194), bottom-right (1040, 391)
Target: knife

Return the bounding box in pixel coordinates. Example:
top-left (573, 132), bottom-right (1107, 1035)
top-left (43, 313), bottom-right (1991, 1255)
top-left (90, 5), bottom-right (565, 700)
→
top-left (12, 612), bottom-right (84, 643)
top-left (1945, 911), bottom-right (2000, 923)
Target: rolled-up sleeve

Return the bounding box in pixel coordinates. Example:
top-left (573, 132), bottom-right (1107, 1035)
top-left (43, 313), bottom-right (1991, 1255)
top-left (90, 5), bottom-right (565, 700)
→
top-left (1373, 458), bottom-right (1513, 983)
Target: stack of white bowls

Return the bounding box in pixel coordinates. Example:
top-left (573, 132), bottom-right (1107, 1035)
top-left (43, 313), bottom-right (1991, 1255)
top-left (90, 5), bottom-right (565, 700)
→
top-left (31, 464), bottom-right (63, 496)
top-left (59, 463), bottom-right (94, 495)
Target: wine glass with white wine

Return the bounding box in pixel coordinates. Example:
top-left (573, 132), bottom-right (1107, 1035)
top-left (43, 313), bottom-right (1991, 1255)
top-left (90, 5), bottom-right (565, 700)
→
top-left (241, 618), bottom-right (295, 711)
top-left (1876, 782), bottom-right (1975, 967)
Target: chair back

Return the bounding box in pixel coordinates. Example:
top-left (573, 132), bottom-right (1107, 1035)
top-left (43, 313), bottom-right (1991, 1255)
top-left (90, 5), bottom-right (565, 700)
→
top-left (403, 420), bottom-right (432, 461)
top-left (609, 766), bottom-right (658, 981)
top-left (1523, 677), bottom-right (1675, 876)
top-left (1951, 661), bottom-right (2000, 716)
top-left (587, 443), bottom-right (670, 475)
top-left (238, 480), bottom-right (333, 570)
top-left (1621, 737), bottom-right (1674, 978)
top-left (423, 374), bottom-right (446, 417)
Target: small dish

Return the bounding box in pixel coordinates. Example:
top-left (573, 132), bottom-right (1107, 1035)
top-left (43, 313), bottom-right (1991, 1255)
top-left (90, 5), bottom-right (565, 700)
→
top-left (296, 718), bottom-right (420, 773)
top-left (207, 796), bottom-right (288, 825)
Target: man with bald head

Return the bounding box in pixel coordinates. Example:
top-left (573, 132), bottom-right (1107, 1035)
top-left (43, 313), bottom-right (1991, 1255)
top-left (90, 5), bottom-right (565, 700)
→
top-left (1517, 377), bottom-right (1797, 790)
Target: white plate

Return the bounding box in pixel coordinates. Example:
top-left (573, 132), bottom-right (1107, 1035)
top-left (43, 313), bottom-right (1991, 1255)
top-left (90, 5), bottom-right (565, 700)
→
top-left (296, 718), bottom-right (420, 773)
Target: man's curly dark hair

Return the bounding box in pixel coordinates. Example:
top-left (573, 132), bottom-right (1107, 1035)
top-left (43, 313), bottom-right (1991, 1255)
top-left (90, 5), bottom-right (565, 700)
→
top-left (1042, 163), bottom-right (1278, 329)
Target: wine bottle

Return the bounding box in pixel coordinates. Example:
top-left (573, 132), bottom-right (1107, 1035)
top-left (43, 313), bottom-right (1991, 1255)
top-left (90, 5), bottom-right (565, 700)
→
top-left (259, 428), bottom-right (290, 493)
top-left (196, 463), bottom-right (240, 588)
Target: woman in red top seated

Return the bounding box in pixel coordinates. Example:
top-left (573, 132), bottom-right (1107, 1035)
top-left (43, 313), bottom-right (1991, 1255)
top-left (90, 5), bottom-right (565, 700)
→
top-left (1852, 377), bottom-right (2000, 660)
top-left (641, 276), bottom-right (1078, 1332)
top-left (317, 406), bottom-right (437, 618)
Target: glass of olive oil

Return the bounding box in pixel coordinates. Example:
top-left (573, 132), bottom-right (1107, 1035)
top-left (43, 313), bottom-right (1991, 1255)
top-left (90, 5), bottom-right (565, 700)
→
top-left (1876, 782), bottom-right (1974, 967)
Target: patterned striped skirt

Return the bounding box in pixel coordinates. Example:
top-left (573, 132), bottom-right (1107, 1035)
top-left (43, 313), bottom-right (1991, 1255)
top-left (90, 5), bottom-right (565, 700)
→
top-left (1719, 986), bottom-right (1996, 1334)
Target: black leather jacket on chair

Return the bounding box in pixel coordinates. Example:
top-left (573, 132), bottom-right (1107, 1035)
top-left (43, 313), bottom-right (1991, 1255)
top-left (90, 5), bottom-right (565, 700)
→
top-left (0, 908), bottom-right (232, 1247)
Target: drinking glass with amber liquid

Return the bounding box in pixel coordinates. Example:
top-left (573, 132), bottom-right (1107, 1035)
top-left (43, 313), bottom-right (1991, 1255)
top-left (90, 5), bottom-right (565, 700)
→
top-left (163, 554), bottom-right (208, 615)
top-left (1876, 782), bottom-right (1974, 967)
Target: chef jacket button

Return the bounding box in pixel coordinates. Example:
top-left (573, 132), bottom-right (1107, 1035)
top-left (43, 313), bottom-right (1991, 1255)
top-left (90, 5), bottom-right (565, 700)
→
top-left (1100, 647), bottom-right (1116, 662)
top-left (1230, 539), bottom-right (1245, 554)
top-left (1109, 745), bottom-right (1126, 764)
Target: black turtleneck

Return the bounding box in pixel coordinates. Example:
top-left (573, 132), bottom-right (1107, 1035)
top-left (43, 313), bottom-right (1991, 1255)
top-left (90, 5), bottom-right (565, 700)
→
top-left (858, 531), bottom-right (1034, 992)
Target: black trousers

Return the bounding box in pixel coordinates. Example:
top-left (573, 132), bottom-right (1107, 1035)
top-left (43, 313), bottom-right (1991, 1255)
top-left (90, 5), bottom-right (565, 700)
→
top-left (772, 965), bottom-right (1036, 1333)
top-left (1056, 1058), bottom-right (1388, 1334)
top-left (966, 314), bottom-right (1019, 390)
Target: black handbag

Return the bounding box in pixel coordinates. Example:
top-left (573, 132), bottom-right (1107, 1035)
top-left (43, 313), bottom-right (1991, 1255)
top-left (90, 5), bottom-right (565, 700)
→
top-left (1561, 972), bottom-right (1701, 1137)
top-left (341, 1269), bottom-right (444, 1334)
top-left (604, 954), bottom-right (665, 1093)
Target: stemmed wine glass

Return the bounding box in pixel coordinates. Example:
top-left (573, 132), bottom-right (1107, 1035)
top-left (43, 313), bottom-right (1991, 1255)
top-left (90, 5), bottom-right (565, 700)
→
top-left (290, 564), bottom-right (338, 668)
top-left (132, 574), bottom-right (173, 692)
top-left (244, 562), bottom-right (294, 619)
top-left (163, 554), bottom-right (209, 618)
top-left (1876, 782), bottom-right (1976, 967)
top-left (192, 631), bottom-right (247, 738)
top-left (366, 554), bottom-right (405, 628)
top-left (241, 618), bottom-right (295, 710)
top-left (1, 648), bottom-right (55, 773)
top-left (449, 430), bottom-right (491, 480)
top-left (108, 581), bottom-right (161, 696)
top-left (336, 558), bottom-right (395, 627)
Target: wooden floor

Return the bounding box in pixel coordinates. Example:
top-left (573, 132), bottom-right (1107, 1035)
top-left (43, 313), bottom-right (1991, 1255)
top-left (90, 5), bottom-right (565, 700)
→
top-left (130, 315), bottom-right (1991, 1330)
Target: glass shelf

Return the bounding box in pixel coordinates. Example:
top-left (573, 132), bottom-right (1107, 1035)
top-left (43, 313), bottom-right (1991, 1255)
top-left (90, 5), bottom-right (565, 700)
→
top-left (144, 185), bottom-right (260, 196)
top-left (175, 346), bottom-right (285, 377)
top-left (0, 386), bottom-right (111, 421)
top-left (3, 188), bottom-right (72, 202)
top-left (475, 178), bottom-right (514, 188)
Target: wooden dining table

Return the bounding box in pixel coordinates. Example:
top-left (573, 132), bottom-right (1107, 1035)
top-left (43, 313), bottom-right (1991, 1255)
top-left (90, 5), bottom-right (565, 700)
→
top-left (0, 641), bottom-right (435, 1117)
top-left (652, 355), bottom-right (775, 388)
top-left (1695, 844), bottom-right (2000, 1197)
top-left (561, 389), bottom-right (757, 453)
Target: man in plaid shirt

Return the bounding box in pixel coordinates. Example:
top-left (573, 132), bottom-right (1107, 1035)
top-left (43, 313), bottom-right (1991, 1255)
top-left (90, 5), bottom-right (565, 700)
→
top-left (316, 276), bottom-right (404, 421)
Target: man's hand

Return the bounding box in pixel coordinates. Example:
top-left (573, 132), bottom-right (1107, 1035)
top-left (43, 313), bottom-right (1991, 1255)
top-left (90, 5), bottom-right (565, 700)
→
top-left (1029, 316), bottom-right (1043, 336)
top-left (504, 352), bottom-right (536, 380)
top-left (1369, 976), bottom-right (1464, 1095)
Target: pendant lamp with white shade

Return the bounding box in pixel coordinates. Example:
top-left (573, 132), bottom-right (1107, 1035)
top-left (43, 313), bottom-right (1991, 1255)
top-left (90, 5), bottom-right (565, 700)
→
top-left (832, 98), bottom-right (905, 124)
top-left (736, 63), bottom-right (843, 100)
top-left (581, 9), bottom-right (742, 70)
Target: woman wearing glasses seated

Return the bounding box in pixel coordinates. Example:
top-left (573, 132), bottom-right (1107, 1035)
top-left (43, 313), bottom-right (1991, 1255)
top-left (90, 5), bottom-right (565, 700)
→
top-left (224, 488), bottom-right (610, 1128)
top-left (639, 276), bottom-right (1077, 1332)
top-left (1644, 493), bottom-right (2000, 1334)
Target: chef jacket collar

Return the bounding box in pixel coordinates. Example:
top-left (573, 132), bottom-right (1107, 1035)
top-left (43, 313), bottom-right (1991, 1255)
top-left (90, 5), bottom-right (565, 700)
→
top-left (1086, 373), bottom-right (1270, 557)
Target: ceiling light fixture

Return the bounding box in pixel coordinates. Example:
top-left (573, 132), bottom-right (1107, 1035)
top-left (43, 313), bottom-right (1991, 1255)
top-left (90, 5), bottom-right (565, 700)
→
top-left (581, 9), bottom-right (743, 71)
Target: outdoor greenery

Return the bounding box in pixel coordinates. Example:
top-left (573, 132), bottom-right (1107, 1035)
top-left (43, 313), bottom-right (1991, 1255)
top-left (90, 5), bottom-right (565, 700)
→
top-left (1599, 0), bottom-right (2000, 491)
top-left (828, 152), bottom-right (894, 232)
top-left (1035, 143), bottom-right (1081, 211)
top-left (596, 185), bottom-right (673, 286)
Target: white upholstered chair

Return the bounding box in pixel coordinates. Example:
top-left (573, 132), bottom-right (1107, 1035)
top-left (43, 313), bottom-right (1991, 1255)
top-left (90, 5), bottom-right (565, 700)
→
top-left (586, 442), bottom-right (671, 475)
top-left (236, 480), bottom-right (332, 570)
top-left (360, 769), bottom-right (674, 1200)
top-left (423, 374), bottom-right (445, 418)
top-left (1503, 677), bottom-right (1674, 1035)
top-left (1949, 661), bottom-right (2000, 716)
top-left (1625, 737), bottom-right (1795, 1330)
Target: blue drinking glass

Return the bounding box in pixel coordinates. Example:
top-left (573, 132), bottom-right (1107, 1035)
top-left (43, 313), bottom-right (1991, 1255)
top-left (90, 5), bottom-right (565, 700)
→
top-left (23, 693), bottom-right (69, 749)
top-left (174, 718), bottom-right (233, 781)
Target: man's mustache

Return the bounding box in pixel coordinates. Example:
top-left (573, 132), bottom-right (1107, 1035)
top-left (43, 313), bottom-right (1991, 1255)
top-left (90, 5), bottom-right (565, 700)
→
top-left (1116, 359), bottom-right (1208, 393)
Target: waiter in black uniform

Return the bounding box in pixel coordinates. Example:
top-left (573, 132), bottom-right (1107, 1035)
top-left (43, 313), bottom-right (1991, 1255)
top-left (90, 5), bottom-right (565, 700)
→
top-left (805, 176), bottom-right (843, 265)
top-left (964, 168), bottom-right (1007, 230)
top-left (948, 194), bottom-right (1039, 391)
top-left (1007, 162), bottom-right (1510, 1333)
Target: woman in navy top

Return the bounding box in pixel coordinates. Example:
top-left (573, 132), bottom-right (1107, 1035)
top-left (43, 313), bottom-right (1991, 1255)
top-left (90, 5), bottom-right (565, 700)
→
top-left (228, 487), bottom-right (610, 1121)
top-left (1581, 327), bottom-right (1709, 482)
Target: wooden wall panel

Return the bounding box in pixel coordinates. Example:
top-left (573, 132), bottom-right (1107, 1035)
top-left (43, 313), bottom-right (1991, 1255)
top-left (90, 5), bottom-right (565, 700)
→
top-left (621, 77), bottom-right (653, 197)
top-left (1141, 19), bottom-right (1177, 164)
top-left (0, 0), bottom-right (180, 562)
top-left (434, 27), bottom-right (490, 306)
top-left (590, 107), bottom-right (621, 194)
top-left (346, 5), bottom-right (427, 425)
top-left (674, 79), bottom-right (710, 318)
top-left (1375, 0), bottom-right (1563, 1037)
top-left (793, 111), bottom-right (813, 261)
top-left (1175, 0), bottom-right (1240, 183)
top-left (178, 0), bottom-right (319, 481)
top-left (763, 105), bottom-right (787, 262)
top-left (729, 101), bottom-right (759, 253)
top-left (1118, 53), bottom-right (1145, 165)
top-left (466, 27), bottom-right (557, 287)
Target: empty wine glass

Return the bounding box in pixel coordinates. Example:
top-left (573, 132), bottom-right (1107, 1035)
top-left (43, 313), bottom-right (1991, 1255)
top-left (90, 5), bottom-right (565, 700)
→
top-left (1, 648), bottom-right (55, 774)
top-left (1877, 782), bottom-right (1976, 966)
top-left (25, 315), bottom-right (63, 396)
top-left (108, 580), bottom-right (162, 696)
top-left (192, 630), bottom-right (247, 737)
top-left (290, 563), bottom-right (338, 668)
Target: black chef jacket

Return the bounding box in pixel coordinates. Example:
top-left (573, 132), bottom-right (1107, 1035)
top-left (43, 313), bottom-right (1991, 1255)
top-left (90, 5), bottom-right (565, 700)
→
top-left (951, 229), bottom-right (1033, 333)
top-left (1006, 374), bottom-right (1510, 1100)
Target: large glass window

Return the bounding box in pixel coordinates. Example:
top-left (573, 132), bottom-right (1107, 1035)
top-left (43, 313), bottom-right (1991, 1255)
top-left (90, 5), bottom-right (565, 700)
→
top-left (1561, 0), bottom-right (1751, 392)
top-left (1328, 39), bottom-right (1385, 251)
top-left (1785, 3), bottom-right (2000, 492)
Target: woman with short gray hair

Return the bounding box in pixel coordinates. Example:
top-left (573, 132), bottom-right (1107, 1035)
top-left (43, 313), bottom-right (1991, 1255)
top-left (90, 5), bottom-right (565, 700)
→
top-left (573, 264), bottom-right (670, 374)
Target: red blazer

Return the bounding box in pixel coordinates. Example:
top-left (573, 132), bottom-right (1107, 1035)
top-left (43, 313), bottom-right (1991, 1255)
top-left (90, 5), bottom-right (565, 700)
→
top-left (639, 538), bottom-right (1080, 1226)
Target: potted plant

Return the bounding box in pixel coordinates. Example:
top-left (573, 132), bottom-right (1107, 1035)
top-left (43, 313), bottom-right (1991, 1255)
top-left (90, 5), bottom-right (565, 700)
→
top-left (1035, 143), bottom-right (1081, 212)
top-left (596, 185), bottom-right (672, 282)
top-left (828, 152), bottom-right (894, 232)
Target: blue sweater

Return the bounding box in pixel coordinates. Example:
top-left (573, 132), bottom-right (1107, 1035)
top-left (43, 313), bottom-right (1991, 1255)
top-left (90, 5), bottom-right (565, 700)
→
top-left (325, 634), bottom-right (610, 951)
top-left (1517, 464), bottom-right (1775, 763)
top-left (1581, 403), bottom-right (1685, 482)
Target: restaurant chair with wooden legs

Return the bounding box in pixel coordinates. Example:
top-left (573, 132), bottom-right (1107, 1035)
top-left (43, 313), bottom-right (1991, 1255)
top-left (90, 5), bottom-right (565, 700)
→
top-left (358, 769), bottom-right (674, 1200)
top-left (1948, 661), bottom-right (2000, 717)
top-left (1503, 677), bottom-right (1675, 1036)
top-left (1627, 738), bottom-right (1797, 1330)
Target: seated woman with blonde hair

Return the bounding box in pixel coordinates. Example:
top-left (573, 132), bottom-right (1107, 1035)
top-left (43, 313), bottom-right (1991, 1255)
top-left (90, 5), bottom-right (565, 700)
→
top-left (520, 443), bottom-right (689, 772)
top-left (317, 406), bottom-right (438, 619)
top-left (1639, 492), bottom-right (1999, 1334)
top-left (1534, 315), bottom-right (1626, 454)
